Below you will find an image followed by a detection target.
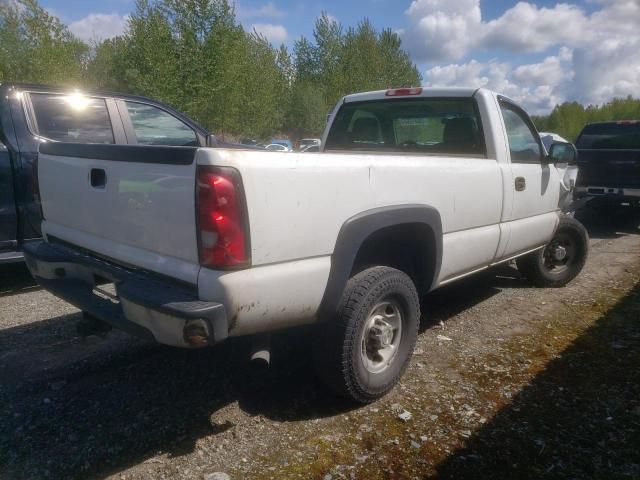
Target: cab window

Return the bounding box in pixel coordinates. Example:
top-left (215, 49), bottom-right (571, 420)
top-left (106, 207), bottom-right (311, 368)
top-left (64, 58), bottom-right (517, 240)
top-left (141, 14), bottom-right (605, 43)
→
top-left (29, 93), bottom-right (114, 144)
top-left (325, 98), bottom-right (485, 156)
top-left (125, 102), bottom-right (197, 146)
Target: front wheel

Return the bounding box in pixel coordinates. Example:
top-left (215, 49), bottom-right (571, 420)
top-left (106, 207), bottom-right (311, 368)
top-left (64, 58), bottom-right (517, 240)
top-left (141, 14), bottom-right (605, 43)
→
top-left (313, 266), bottom-right (420, 403)
top-left (516, 216), bottom-right (589, 287)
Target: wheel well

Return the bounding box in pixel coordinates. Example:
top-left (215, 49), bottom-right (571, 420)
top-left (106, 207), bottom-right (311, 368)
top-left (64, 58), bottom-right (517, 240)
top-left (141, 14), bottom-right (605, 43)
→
top-left (351, 223), bottom-right (437, 293)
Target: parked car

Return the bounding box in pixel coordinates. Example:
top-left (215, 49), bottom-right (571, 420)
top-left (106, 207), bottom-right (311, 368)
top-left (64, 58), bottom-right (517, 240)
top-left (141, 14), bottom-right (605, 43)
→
top-left (265, 143), bottom-right (291, 152)
top-left (299, 138), bottom-right (321, 150)
top-left (270, 138), bottom-right (293, 150)
top-left (300, 144), bottom-right (320, 153)
top-left (24, 87), bottom-right (588, 403)
top-left (574, 120), bottom-right (640, 209)
top-left (0, 82), bottom-right (247, 264)
top-left (539, 131), bottom-right (568, 152)
top-left (539, 132), bottom-right (579, 212)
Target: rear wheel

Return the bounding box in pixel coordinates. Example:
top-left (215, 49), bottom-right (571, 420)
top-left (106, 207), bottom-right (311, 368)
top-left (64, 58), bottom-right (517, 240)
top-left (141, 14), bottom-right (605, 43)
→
top-left (516, 216), bottom-right (589, 287)
top-left (314, 266), bottom-right (420, 403)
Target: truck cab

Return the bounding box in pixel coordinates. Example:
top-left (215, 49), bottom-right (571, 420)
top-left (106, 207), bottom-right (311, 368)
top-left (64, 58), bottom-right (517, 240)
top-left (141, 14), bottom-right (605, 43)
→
top-left (0, 83), bottom-right (224, 264)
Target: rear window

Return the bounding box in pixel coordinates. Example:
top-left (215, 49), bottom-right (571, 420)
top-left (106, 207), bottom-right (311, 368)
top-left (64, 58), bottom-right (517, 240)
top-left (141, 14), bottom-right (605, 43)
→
top-left (324, 98), bottom-right (485, 155)
top-left (30, 93), bottom-right (114, 144)
top-left (576, 122), bottom-right (640, 149)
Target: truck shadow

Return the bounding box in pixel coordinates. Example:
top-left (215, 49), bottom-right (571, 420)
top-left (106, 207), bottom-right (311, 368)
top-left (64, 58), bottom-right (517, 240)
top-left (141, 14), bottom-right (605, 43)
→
top-left (420, 264), bottom-right (530, 332)
top-left (0, 312), bottom-right (352, 479)
top-left (432, 281), bottom-right (640, 479)
top-left (577, 205), bottom-right (640, 240)
top-left (0, 264), bottom-right (535, 479)
top-left (0, 262), bottom-right (39, 298)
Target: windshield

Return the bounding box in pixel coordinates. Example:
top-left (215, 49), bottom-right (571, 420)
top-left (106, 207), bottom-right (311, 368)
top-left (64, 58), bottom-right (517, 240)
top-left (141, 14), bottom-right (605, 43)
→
top-left (576, 122), bottom-right (640, 149)
top-left (324, 97), bottom-right (485, 155)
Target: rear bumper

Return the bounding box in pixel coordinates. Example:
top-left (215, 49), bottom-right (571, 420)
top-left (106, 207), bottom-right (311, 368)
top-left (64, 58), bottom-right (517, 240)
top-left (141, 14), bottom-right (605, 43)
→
top-left (23, 241), bottom-right (228, 348)
top-left (575, 186), bottom-right (640, 201)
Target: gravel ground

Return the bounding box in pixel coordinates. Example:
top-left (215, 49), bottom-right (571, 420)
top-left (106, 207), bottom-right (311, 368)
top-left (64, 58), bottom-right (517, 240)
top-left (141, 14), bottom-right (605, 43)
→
top-left (1, 215), bottom-right (639, 480)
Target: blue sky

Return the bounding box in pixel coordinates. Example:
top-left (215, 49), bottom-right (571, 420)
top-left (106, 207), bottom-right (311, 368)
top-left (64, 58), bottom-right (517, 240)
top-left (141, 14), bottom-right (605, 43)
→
top-left (43, 0), bottom-right (640, 114)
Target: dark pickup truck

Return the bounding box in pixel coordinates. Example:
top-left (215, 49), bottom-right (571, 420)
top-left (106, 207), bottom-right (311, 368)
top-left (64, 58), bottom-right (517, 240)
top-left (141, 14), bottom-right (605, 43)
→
top-left (0, 82), bottom-right (234, 264)
top-left (574, 121), bottom-right (640, 208)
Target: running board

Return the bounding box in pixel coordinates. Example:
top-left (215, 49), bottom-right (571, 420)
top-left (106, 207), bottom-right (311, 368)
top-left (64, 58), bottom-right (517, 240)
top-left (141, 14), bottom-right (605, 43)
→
top-left (0, 250), bottom-right (24, 264)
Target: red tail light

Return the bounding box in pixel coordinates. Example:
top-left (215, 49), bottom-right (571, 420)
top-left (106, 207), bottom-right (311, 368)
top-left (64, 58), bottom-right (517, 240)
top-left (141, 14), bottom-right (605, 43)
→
top-left (385, 87), bottom-right (423, 97)
top-left (196, 166), bottom-right (250, 269)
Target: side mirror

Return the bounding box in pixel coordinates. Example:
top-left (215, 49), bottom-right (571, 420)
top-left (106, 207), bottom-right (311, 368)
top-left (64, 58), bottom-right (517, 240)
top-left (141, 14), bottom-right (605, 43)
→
top-left (548, 141), bottom-right (577, 165)
top-left (206, 134), bottom-right (218, 147)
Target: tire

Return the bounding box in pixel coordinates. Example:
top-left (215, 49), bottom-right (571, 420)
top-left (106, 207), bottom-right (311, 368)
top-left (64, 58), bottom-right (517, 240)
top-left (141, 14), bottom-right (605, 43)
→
top-left (313, 266), bottom-right (420, 403)
top-left (516, 216), bottom-right (589, 288)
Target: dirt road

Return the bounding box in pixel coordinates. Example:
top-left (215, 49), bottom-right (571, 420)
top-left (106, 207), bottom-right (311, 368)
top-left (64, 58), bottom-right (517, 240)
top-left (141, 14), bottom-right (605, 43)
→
top-left (1, 218), bottom-right (639, 480)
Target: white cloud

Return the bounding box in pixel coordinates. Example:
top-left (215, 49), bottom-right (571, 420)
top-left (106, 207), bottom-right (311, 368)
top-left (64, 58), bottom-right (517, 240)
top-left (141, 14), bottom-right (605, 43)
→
top-left (512, 47), bottom-right (573, 88)
top-left (413, 0), bottom-right (640, 113)
top-left (403, 0), bottom-right (639, 60)
top-left (425, 52), bottom-right (572, 115)
top-left (402, 0), bottom-right (482, 61)
top-left (236, 2), bottom-right (284, 19)
top-left (482, 2), bottom-right (586, 53)
top-left (250, 23), bottom-right (288, 44)
top-left (571, 36), bottom-right (640, 106)
top-left (69, 13), bottom-right (128, 42)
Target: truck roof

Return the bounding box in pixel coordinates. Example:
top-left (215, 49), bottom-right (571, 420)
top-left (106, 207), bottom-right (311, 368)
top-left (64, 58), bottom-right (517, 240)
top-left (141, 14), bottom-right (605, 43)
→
top-left (0, 82), bottom-right (209, 137)
top-left (342, 87), bottom-right (484, 104)
top-left (583, 120), bottom-right (640, 126)
top-left (0, 82), bottom-right (171, 105)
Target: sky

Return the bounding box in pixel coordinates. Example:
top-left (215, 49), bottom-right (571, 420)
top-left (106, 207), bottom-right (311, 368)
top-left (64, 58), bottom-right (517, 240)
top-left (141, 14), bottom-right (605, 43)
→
top-left (41, 0), bottom-right (640, 115)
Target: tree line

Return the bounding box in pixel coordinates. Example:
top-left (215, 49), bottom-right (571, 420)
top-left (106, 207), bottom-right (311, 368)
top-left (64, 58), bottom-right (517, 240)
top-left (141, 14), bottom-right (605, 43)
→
top-left (0, 0), bottom-right (419, 140)
top-left (2, 0), bottom-right (638, 142)
top-left (533, 97), bottom-right (640, 142)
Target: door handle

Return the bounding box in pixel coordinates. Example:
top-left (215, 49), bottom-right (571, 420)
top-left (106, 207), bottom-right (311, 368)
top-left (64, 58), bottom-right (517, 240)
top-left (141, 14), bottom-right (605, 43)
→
top-left (90, 168), bottom-right (106, 188)
top-left (515, 176), bottom-right (526, 191)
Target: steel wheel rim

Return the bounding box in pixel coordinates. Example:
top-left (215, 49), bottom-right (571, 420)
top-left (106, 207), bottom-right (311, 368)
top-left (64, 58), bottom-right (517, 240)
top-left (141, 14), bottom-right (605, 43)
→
top-left (360, 300), bottom-right (403, 374)
top-left (543, 232), bottom-right (575, 274)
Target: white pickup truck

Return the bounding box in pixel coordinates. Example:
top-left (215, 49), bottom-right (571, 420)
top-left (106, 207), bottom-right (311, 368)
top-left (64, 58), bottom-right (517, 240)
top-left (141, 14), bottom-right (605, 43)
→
top-left (24, 87), bottom-right (588, 403)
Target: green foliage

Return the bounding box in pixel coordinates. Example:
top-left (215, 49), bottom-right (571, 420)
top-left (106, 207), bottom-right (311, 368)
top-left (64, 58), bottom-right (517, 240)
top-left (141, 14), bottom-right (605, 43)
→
top-left (0, 0), bottom-right (87, 84)
top-left (5, 0), bottom-right (639, 142)
top-left (534, 96), bottom-right (640, 142)
top-left (286, 14), bottom-right (421, 138)
top-left (0, 0), bottom-right (420, 139)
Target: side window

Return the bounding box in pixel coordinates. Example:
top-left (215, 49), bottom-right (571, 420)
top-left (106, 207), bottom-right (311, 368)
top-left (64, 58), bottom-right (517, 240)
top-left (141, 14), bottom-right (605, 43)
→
top-left (500, 103), bottom-right (542, 162)
top-left (125, 102), bottom-right (197, 146)
top-left (29, 93), bottom-right (114, 144)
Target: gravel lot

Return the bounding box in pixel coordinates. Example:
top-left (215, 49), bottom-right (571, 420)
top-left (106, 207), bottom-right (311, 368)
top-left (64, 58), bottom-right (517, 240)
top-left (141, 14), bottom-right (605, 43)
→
top-left (1, 215), bottom-right (639, 480)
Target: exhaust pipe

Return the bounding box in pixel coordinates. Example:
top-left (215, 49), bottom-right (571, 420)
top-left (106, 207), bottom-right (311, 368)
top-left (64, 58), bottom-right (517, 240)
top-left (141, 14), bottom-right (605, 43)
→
top-left (183, 319), bottom-right (211, 347)
top-left (249, 333), bottom-right (271, 366)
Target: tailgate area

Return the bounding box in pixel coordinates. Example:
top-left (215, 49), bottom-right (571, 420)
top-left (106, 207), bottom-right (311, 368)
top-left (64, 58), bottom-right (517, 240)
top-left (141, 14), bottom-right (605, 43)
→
top-left (37, 143), bottom-right (201, 284)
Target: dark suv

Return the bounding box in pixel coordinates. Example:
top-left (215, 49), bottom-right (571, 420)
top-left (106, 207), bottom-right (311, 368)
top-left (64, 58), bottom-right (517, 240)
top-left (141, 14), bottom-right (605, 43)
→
top-left (0, 83), bottom-right (231, 263)
top-left (574, 121), bottom-right (640, 209)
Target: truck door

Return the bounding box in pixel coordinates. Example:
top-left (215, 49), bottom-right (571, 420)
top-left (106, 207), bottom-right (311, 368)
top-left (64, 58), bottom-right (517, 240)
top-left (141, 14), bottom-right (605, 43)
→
top-left (497, 98), bottom-right (561, 258)
top-left (0, 139), bottom-right (18, 248)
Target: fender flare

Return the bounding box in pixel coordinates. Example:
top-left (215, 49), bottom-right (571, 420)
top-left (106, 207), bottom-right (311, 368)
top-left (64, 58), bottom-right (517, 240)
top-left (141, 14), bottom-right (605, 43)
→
top-left (317, 204), bottom-right (443, 321)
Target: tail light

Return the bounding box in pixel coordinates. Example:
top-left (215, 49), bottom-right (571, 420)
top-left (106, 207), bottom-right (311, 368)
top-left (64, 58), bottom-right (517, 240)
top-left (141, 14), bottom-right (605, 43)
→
top-left (196, 166), bottom-right (250, 269)
top-left (385, 87), bottom-right (423, 97)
